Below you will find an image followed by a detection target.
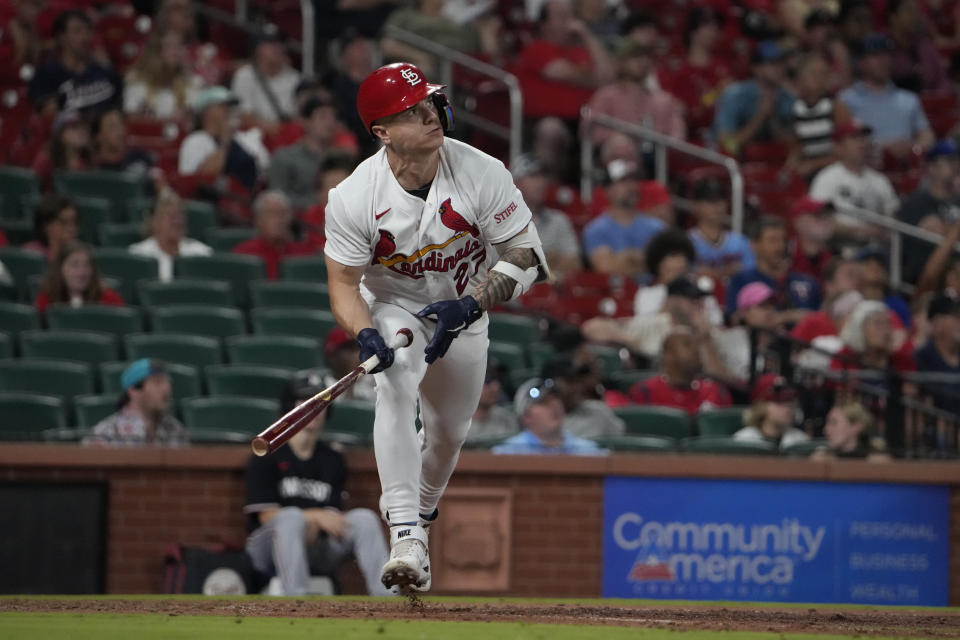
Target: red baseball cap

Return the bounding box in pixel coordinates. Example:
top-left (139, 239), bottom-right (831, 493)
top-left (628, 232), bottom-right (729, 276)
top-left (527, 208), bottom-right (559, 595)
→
top-left (790, 196), bottom-right (831, 219)
top-left (324, 326), bottom-right (354, 360)
top-left (833, 119), bottom-right (872, 141)
top-left (639, 180), bottom-right (672, 209)
top-left (751, 374), bottom-right (798, 403)
top-left (356, 62), bottom-right (445, 132)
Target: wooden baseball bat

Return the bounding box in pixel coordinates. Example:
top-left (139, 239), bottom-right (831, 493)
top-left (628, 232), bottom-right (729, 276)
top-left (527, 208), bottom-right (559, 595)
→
top-left (251, 328), bottom-right (414, 456)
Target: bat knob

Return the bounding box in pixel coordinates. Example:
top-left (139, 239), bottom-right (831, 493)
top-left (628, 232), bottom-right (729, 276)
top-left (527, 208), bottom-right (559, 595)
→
top-left (251, 437), bottom-right (270, 457)
top-left (396, 328), bottom-right (414, 348)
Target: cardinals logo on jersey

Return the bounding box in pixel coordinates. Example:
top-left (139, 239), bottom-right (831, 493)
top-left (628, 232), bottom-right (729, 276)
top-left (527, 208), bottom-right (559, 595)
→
top-left (438, 198), bottom-right (479, 238)
top-left (372, 229), bottom-right (397, 265)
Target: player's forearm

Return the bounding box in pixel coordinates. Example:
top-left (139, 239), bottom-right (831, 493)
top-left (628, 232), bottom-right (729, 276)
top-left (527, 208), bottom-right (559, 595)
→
top-left (472, 247), bottom-right (537, 312)
top-left (329, 284), bottom-right (374, 337)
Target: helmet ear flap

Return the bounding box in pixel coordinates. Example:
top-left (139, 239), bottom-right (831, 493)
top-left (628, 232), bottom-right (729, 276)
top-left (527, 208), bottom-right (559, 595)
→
top-left (432, 92), bottom-right (455, 133)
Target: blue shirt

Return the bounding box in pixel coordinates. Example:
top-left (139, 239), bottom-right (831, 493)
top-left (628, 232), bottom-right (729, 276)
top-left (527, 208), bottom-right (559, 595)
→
top-left (583, 212), bottom-right (665, 257)
top-left (713, 79), bottom-right (795, 140)
top-left (688, 229), bottom-right (756, 271)
top-left (491, 430), bottom-right (608, 455)
top-left (726, 268), bottom-right (821, 314)
top-left (838, 82), bottom-right (930, 144)
top-left (913, 340), bottom-right (960, 415)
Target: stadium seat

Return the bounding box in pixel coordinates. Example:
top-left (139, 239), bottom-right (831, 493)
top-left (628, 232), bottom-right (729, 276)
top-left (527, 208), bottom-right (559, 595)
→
top-left (592, 345), bottom-right (627, 375)
top-left (74, 196), bottom-right (112, 244)
top-left (614, 406), bottom-right (692, 439)
top-left (488, 342), bottom-right (527, 371)
top-left (607, 370), bottom-right (657, 392)
top-left (0, 332), bottom-right (10, 358)
top-left (0, 393), bottom-right (66, 438)
top-left (462, 434), bottom-right (513, 450)
top-left (92, 249), bottom-right (159, 298)
top-left (0, 301), bottom-right (40, 340)
top-left (74, 394), bottom-right (118, 428)
top-left (226, 335), bottom-right (324, 370)
top-left (150, 305), bottom-right (247, 339)
top-left (250, 280), bottom-right (330, 309)
top-left (526, 342), bottom-right (556, 371)
top-left (0, 360), bottom-right (93, 401)
top-left (205, 365), bottom-right (292, 400)
top-left (46, 305), bottom-right (144, 337)
top-left (0, 166), bottom-right (41, 219)
top-left (507, 367), bottom-right (539, 392)
top-left (682, 436), bottom-right (779, 455)
top-left (124, 333), bottom-right (223, 368)
top-left (251, 308), bottom-right (338, 340)
top-left (279, 255), bottom-right (327, 282)
top-left (181, 396), bottom-right (280, 434)
top-left (783, 439), bottom-right (829, 457)
top-left (19, 330), bottom-right (119, 366)
top-left (325, 399), bottom-right (375, 446)
top-left (183, 200), bottom-right (219, 241)
top-left (55, 171), bottom-right (145, 221)
top-left (696, 407), bottom-right (747, 437)
top-left (175, 255), bottom-right (266, 306)
top-left (0, 248), bottom-right (46, 298)
top-left (487, 313), bottom-right (542, 345)
top-left (0, 218), bottom-right (33, 245)
top-left (205, 227), bottom-right (256, 252)
top-left (100, 361), bottom-right (202, 400)
top-left (593, 435), bottom-right (677, 452)
top-left (99, 223), bottom-right (143, 248)
top-left (139, 279), bottom-right (233, 307)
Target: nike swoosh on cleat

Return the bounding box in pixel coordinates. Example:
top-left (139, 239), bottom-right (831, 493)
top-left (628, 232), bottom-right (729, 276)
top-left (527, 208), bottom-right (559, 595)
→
top-left (375, 208), bottom-right (392, 219)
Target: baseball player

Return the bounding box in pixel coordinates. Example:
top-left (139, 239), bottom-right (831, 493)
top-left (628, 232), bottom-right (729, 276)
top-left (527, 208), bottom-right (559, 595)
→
top-left (324, 62), bottom-right (550, 593)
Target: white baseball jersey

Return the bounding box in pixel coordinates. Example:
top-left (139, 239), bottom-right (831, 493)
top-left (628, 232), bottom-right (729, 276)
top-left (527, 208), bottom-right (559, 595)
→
top-left (324, 138), bottom-right (532, 331)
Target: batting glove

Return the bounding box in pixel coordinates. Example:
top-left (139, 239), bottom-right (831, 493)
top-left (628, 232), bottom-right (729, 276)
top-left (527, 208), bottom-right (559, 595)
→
top-left (357, 328), bottom-right (394, 373)
top-left (416, 295), bottom-right (483, 364)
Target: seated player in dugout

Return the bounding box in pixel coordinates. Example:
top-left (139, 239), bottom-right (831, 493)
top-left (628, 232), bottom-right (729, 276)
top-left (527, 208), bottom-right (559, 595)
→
top-left (244, 372), bottom-right (392, 596)
top-left (323, 62), bottom-right (551, 593)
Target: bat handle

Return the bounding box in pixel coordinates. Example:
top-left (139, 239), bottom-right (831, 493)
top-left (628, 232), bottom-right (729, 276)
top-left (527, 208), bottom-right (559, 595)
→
top-left (359, 328), bottom-right (414, 373)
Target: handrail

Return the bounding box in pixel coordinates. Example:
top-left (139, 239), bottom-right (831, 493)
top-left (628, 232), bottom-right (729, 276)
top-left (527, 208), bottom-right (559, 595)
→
top-left (299, 0), bottom-right (314, 78)
top-left (580, 108), bottom-right (746, 234)
top-left (383, 25), bottom-right (524, 165)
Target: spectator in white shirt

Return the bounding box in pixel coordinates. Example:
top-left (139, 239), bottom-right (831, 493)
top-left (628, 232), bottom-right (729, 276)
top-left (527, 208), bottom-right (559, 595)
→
top-left (809, 119), bottom-right (899, 241)
top-left (733, 374), bottom-right (810, 450)
top-left (124, 27), bottom-right (205, 122)
top-left (129, 188), bottom-right (212, 281)
top-left (230, 30), bottom-right (300, 132)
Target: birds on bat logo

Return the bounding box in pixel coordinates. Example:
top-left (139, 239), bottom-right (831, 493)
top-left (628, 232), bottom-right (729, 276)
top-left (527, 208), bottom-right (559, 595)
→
top-left (438, 198), bottom-right (479, 237)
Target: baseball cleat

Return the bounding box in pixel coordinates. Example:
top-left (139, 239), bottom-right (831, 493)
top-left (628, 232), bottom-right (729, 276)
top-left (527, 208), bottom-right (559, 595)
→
top-left (381, 524), bottom-right (431, 593)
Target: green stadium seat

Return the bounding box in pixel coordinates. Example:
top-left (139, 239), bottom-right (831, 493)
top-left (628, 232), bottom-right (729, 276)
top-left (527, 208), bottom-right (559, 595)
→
top-left (0, 393), bottom-right (65, 438)
top-left (46, 305), bottom-right (143, 337)
top-left (527, 342), bottom-right (556, 370)
top-left (279, 255), bottom-right (327, 282)
top-left (0, 301), bottom-right (40, 340)
top-left (325, 399), bottom-right (375, 446)
top-left (100, 361), bottom-right (202, 400)
top-left (205, 227), bottom-right (256, 252)
top-left (175, 255), bottom-right (265, 306)
top-left (614, 406), bottom-right (692, 439)
top-left (0, 332), bottom-right (11, 358)
top-left (138, 279), bottom-right (233, 307)
top-left (150, 305), bottom-right (246, 338)
top-left (99, 223), bottom-right (143, 248)
top-left (183, 200), bottom-right (218, 241)
top-left (593, 435), bottom-right (677, 452)
top-left (506, 367), bottom-right (539, 392)
top-left (55, 170), bottom-right (144, 221)
top-left (92, 249), bottom-right (159, 297)
top-left (696, 407), bottom-right (748, 437)
top-left (226, 335), bottom-right (323, 369)
top-left (783, 439), bottom-right (829, 457)
top-left (74, 394), bottom-right (118, 428)
top-left (0, 166), bottom-right (40, 219)
top-left (682, 436), bottom-right (779, 456)
top-left (181, 396), bottom-right (280, 434)
top-left (462, 434), bottom-right (513, 450)
top-left (488, 342), bottom-right (527, 371)
top-left (251, 308), bottom-right (337, 340)
top-left (205, 365), bottom-right (292, 400)
top-left (592, 345), bottom-right (627, 375)
top-left (74, 196), bottom-right (112, 244)
top-left (487, 313), bottom-right (541, 345)
top-left (124, 333), bottom-right (223, 368)
top-left (0, 248), bottom-right (46, 298)
top-left (0, 218), bottom-right (33, 245)
top-left (0, 359), bottom-right (93, 401)
top-left (250, 280), bottom-right (330, 309)
top-left (607, 369), bottom-right (657, 392)
top-left (19, 329), bottom-right (119, 366)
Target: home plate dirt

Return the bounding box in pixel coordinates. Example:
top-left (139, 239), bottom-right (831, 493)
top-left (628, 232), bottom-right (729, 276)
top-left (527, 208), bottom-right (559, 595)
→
top-left (3, 597), bottom-right (960, 637)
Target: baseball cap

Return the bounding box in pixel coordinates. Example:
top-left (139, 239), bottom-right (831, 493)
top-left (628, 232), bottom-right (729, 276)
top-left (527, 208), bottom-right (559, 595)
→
top-left (510, 153), bottom-right (546, 180)
top-left (639, 180), bottom-right (672, 209)
top-left (252, 27), bottom-right (283, 48)
top-left (616, 39), bottom-right (655, 60)
top-left (859, 33), bottom-right (894, 56)
top-left (927, 294), bottom-right (960, 320)
top-left (323, 326), bottom-right (354, 361)
top-left (514, 377), bottom-right (558, 416)
top-left (853, 244), bottom-right (889, 269)
top-left (691, 178), bottom-right (726, 202)
top-left (281, 369), bottom-right (326, 413)
top-left (191, 86), bottom-right (238, 113)
top-left (606, 159), bottom-right (641, 183)
top-left (926, 139), bottom-right (959, 162)
top-left (751, 374), bottom-right (798, 403)
top-left (736, 281), bottom-right (775, 311)
top-left (52, 109), bottom-right (83, 134)
top-left (666, 276), bottom-right (711, 300)
top-left (121, 359), bottom-right (168, 391)
top-left (790, 196), bottom-right (832, 219)
top-left (751, 40), bottom-right (784, 64)
top-left (833, 119), bottom-right (872, 141)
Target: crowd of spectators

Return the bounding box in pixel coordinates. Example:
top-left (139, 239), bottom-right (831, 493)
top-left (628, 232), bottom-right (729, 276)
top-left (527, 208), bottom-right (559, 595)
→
top-left (1, 0), bottom-right (960, 457)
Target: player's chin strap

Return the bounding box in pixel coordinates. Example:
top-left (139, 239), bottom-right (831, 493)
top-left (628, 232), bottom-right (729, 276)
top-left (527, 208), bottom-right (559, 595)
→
top-left (490, 221), bottom-right (551, 301)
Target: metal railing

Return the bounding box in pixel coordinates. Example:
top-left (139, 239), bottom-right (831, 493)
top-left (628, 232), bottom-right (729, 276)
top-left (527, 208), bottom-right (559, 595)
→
top-left (383, 26), bottom-right (524, 165)
top-left (579, 108), bottom-right (746, 234)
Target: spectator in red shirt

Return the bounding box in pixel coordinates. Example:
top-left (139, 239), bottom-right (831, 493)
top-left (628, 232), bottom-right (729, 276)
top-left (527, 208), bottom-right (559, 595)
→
top-left (659, 6), bottom-right (733, 140)
top-left (23, 194), bottom-right (79, 261)
top-left (628, 327), bottom-right (732, 416)
top-left (35, 241), bottom-right (124, 313)
top-left (789, 197), bottom-right (834, 282)
top-left (515, 0), bottom-right (613, 121)
top-left (299, 153), bottom-right (356, 249)
top-left (233, 190), bottom-right (316, 280)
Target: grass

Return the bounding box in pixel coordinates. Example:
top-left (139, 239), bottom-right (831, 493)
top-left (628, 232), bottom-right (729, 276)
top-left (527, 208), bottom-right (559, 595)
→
top-left (0, 613), bottom-right (921, 640)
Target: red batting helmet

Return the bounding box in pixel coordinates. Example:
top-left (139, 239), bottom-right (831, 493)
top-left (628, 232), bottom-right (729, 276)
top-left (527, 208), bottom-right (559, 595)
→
top-left (356, 62), bottom-right (454, 133)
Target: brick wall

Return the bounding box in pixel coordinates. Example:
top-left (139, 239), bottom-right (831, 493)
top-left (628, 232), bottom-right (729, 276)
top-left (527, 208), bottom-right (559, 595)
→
top-left (2, 446), bottom-right (958, 602)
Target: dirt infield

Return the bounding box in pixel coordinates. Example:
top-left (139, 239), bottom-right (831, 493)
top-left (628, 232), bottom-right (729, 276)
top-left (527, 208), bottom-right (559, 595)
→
top-left (3, 597), bottom-right (960, 637)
